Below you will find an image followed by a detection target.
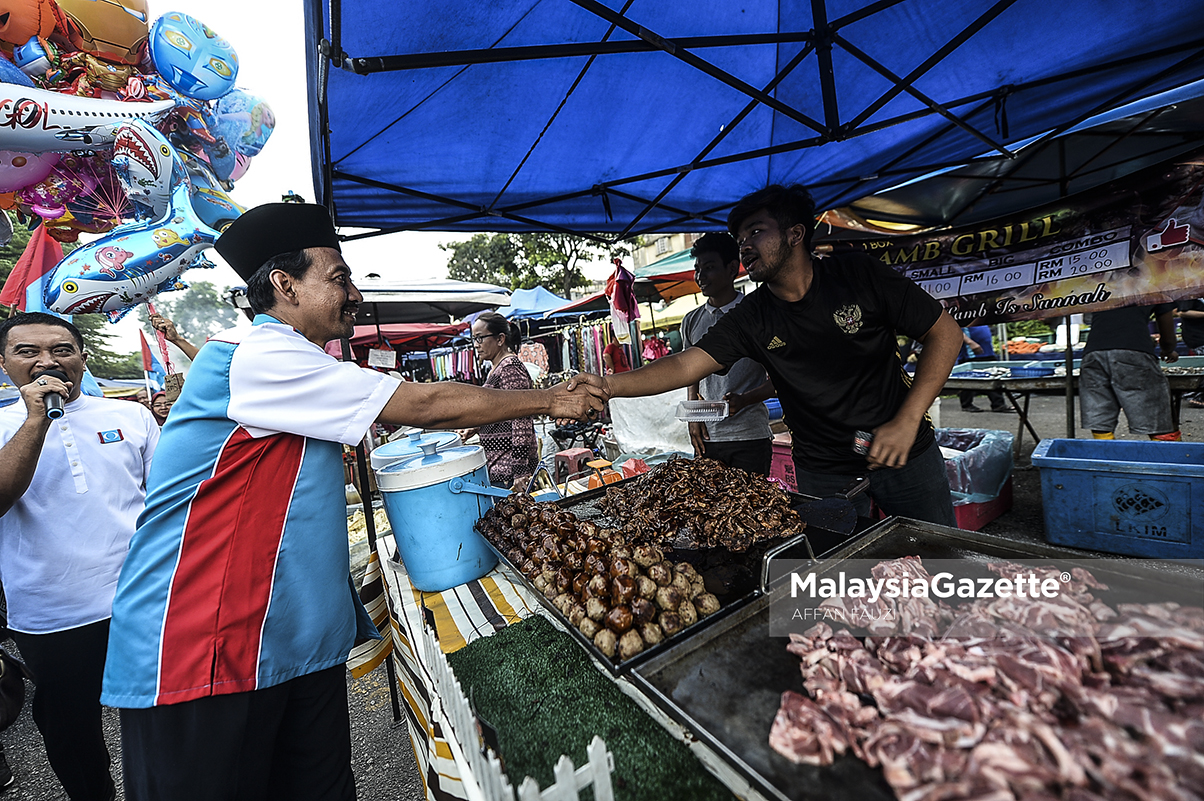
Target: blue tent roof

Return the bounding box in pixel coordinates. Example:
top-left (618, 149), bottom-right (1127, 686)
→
top-left (305, 1), bottom-right (1204, 239)
top-left (502, 286), bottom-right (571, 318)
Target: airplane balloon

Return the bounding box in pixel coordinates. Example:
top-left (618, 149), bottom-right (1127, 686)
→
top-left (0, 83), bottom-right (174, 153)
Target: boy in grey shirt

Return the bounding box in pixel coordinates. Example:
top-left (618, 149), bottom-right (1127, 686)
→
top-left (680, 233), bottom-right (775, 474)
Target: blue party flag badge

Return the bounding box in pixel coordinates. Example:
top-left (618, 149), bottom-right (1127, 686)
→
top-left (97, 429), bottom-right (125, 444)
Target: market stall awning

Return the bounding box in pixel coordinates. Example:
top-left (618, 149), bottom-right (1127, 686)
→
top-left (354, 279), bottom-right (511, 324)
top-left (544, 290), bottom-right (609, 316)
top-left (640, 293), bottom-right (704, 331)
top-left (304, 1), bottom-right (1204, 240)
top-left (501, 286), bottom-right (570, 319)
top-left (349, 322), bottom-right (468, 350)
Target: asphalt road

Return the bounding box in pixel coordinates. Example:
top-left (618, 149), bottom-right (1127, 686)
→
top-left (0, 645), bottom-right (425, 801)
top-left (2, 390), bottom-right (1198, 800)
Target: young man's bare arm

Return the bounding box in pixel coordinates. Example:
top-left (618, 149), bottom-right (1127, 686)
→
top-left (377, 375), bottom-right (607, 429)
top-left (595, 347), bottom-right (723, 399)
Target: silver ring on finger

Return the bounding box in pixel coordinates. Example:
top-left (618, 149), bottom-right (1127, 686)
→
top-left (36, 378), bottom-right (47, 386)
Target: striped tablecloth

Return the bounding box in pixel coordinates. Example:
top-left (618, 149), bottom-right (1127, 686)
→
top-left (374, 534), bottom-right (541, 801)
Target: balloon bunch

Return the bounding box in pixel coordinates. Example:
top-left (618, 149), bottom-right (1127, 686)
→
top-left (0, 1), bottom-right (274, 321)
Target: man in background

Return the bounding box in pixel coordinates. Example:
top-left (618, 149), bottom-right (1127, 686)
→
top-left (680, 232), bottom-right (774, 474)
top-left (1176, 298), bottom-right (1204, 408)
top-left (1080, 304), bottom-right (1180, 440)
top-left (958, 325), bottom-right (1011, 413)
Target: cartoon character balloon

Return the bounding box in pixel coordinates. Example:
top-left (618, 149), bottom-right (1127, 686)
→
top-left (0, 0), bottom-right (61, 46)
top-left (148, 12), bottom-right (238, 100)
top-left (19, 158), bottom-right (98, 219)
top-left (214, 89), bottom-right (274, 157)
top-left (56, 0), bottom-right (151, 65)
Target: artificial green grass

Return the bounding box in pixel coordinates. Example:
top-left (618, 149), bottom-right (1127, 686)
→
top-left (447, 615), bottom-right (737, 801)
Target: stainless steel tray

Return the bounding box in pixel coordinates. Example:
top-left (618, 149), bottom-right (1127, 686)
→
top-left (479, 479), bottom-right (837, 675)
top-left (628, 517), bottom-right (1204, 801)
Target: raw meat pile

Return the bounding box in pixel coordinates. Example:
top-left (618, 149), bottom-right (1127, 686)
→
top-left (769, 556), bottom-right (1204, 801)
top-left (599, 457), bottom-right (805, 552)
top-left (475, 494), bottom-right (722, 663)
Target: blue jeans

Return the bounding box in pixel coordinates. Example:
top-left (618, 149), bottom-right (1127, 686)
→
top-left (793, 441), bottom-right (956, 527)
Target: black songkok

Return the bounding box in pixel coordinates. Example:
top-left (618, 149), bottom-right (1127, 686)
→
top-left (215, 203), bottom-right (340, 282)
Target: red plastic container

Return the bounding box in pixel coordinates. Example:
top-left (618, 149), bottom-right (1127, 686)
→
top-left (953, 475), bottom-right (1013, 531)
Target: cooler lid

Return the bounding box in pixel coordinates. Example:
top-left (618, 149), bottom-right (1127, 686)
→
top-left (376, 444), bottom-right (487, 491)
top-left (370, 430), bottom-right (462, 471)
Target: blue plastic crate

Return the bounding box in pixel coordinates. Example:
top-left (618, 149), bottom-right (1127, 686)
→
top-left (1031, 439), bottom-right (1203, 559)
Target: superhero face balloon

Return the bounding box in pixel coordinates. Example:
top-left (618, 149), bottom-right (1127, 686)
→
top-left (148, 12), bottom-right (238, 101)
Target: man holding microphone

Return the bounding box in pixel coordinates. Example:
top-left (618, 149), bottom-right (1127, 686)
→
top-left (0, 312), bottom-right (159, 801)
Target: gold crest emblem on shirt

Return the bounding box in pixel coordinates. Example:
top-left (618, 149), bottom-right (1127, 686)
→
top-left (767, 336), bottom-right (786, 350)
top-left (834, 304), bottom-right (863, 334)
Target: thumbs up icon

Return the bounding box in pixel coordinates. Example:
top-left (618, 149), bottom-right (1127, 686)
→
top-left (1146, 218), bottom-right (1190, 252)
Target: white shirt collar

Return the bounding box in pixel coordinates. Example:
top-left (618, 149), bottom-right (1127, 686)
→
top-left (705, 291), bottom-right (744, 316)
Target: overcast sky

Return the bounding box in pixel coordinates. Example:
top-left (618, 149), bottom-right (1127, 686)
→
top-left (104, 0), bottom-right (613, 351)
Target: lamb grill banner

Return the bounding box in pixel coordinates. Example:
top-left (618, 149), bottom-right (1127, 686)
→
top-left (829, 153), bottom-right (1204, 324)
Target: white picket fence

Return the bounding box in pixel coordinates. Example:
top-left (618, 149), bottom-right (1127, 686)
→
top-left (420, 626), bottom-right (616, 801)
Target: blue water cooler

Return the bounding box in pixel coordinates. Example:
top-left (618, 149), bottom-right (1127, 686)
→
top-left (376, 443), bottom-right (498, 591)
top-left (370, 429), bottom-right (463, 472)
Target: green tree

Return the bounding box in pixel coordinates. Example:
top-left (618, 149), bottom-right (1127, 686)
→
top-left (75, 314), bottom-right (143, 379)
top-left (441, 233), bottom-right (634, 296)
top-left (136, 280), bottom-right (239, 342)
top-left (442, 233), bottom-right (537, 289)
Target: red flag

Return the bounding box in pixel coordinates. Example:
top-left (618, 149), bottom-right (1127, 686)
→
top-left (140, 330), bottom-right (154, 372)
top-left (0, 225), bottom-right (64, 311)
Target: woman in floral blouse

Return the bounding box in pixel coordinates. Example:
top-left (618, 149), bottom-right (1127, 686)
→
top-left (459, 313), bottom-right (539, 489)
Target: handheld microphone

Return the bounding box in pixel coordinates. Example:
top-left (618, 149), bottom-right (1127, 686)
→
top-left (34, 369), bottom-right (68, 420)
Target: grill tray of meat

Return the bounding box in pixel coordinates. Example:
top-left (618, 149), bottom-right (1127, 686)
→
top-left (473, 460), bottom-right (827, 675)
top-left (628, 517), bottom-right (1204, 801)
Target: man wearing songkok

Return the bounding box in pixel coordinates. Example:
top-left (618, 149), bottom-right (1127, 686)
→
top-left (102, 203), bottom-right (606, 800)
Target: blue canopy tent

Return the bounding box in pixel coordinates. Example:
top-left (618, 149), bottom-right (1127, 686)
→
top-left (304, 0), bottom-right (1204, 241)
top-left (501, 286), bottom-right (571, 319)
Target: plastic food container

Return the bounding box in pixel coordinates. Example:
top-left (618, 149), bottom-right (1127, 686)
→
top-left (377, 444), bottom-right (498, 591)
top-left (675, 400), bottom-right (729, 422)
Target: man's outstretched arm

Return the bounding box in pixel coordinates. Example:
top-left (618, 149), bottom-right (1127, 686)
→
top-left (591, 347), bottom-right (723, 399)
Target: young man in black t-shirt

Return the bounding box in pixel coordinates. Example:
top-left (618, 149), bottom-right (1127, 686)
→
top-left (589, 184), bottom-right (964, 526)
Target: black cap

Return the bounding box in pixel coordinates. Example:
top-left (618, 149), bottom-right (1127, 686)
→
top-left (215, 203), bottom-right (340, 282)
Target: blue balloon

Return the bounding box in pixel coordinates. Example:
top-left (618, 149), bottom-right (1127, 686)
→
top-left (149, 12), bottom-right (238, 101)
top-left (214, 89), bottom-right (274, 157)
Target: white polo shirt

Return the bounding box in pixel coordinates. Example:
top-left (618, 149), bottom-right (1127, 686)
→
top-left (0, 394), bottom-right (159, 634)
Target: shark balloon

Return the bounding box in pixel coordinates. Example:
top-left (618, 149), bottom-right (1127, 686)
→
top-left (111, 119), bottom-right (179, 220)
top-left (44, 128), bottom-right (220, 321)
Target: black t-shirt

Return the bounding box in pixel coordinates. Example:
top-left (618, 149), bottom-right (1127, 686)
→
top-left (695, 251), bottom-right (944, 473)
top-left (1083, 304), bottom-right (1173, 355)
top-left (1178, 298), bottom-right (1204, 349)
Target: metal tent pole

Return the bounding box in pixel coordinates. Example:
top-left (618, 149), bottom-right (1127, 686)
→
top-left (339, 335), bottom-right (403, 724)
